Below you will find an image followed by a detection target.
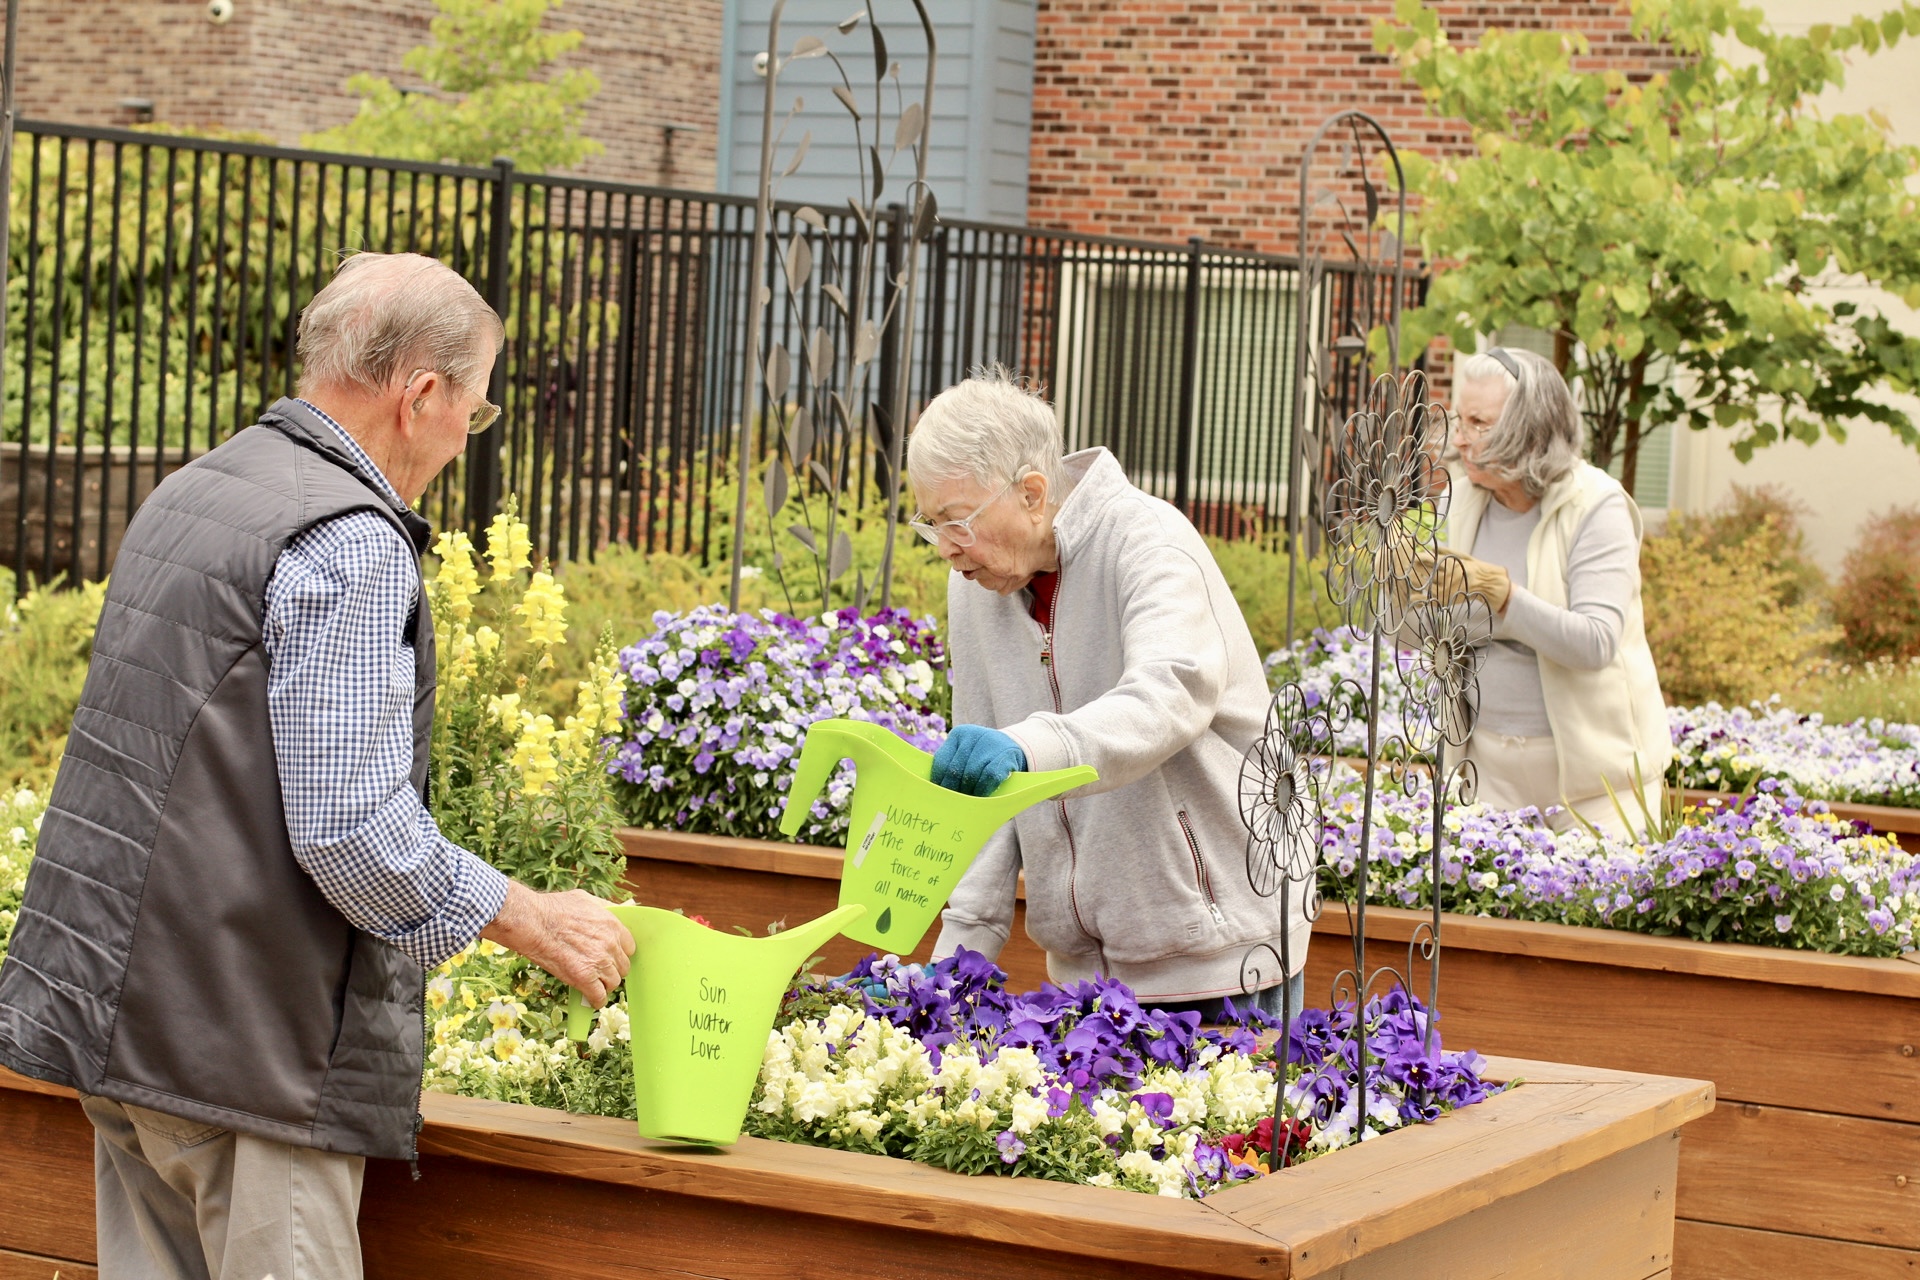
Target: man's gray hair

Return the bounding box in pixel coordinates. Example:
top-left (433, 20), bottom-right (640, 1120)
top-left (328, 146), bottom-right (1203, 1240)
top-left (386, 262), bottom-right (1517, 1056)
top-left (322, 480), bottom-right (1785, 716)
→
top-left (907, 365), bottom-right (1066, 499)
top-left (296, 252), bottom-right (504, 397)
top-left (1454, 347), bottom-right (1584, 498)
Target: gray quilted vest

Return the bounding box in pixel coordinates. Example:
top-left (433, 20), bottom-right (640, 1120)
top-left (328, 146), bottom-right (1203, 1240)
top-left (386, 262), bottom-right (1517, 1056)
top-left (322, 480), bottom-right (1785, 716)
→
top-left (0, 398), bottom-right (438, 1161)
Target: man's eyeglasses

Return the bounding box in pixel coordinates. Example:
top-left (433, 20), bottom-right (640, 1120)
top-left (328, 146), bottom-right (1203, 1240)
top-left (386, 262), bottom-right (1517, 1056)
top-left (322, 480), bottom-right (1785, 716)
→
top-left (406, 368), bottom-right (501, 435)
top-left (908, 478), bottom-right (1017, 548)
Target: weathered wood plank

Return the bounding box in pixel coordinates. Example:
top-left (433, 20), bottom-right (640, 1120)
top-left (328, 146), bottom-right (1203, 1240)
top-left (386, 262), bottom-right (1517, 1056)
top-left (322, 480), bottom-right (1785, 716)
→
top-left (1305, 929), bottom-right (1920, 1124)
top-left (414, 1091), bottom-right (1288, 1279)
top-left (0, 1248), bottom-right (97, 1280)
top-left (364, 1153), bottom-right (1232, 1280)
top-left (0, 1083), bottom-right (98, 1266)
top-left (1297, 1133), bottom-right (1678, 1280)
top-left (1676, 1103), bottom-right (1920, 1251)
top-left (1313, 903), bottom-right (1920, 999)
top-left (1213, 1074), bottom-right (1712, 1269)
top-left (1674, 1220), bottom-right (1920, 1279)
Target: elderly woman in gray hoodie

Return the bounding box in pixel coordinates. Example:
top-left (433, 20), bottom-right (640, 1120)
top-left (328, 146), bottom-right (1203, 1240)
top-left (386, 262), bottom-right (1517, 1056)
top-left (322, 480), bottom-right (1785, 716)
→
top-left (907, 368), bottom-right (1306, 1020)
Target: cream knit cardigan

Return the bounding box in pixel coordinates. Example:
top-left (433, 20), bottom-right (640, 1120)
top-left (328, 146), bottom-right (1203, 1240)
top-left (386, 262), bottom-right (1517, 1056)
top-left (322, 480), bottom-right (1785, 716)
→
top-left (1442, 461), bottom-right (1671, 804)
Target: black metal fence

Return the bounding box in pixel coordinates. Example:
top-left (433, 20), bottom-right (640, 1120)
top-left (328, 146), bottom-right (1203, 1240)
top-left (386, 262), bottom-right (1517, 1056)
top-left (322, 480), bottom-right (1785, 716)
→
top-left (3, 119), bottom-right (1423, 585)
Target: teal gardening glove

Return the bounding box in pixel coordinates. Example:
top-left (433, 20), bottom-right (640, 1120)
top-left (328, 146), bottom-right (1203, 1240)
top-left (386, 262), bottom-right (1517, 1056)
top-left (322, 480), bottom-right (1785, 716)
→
top-left (930, 725), bottom-right (1028, 797)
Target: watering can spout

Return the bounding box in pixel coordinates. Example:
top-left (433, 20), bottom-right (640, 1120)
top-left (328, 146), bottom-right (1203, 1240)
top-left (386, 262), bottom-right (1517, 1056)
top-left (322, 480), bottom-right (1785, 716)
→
top-left (768, 903), bottom-right (866, 972)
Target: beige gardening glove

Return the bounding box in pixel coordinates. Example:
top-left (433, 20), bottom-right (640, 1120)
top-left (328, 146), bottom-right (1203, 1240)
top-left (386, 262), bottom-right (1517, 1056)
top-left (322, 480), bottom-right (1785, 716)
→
top-left (1438, 552), bottom-right (1512, 615)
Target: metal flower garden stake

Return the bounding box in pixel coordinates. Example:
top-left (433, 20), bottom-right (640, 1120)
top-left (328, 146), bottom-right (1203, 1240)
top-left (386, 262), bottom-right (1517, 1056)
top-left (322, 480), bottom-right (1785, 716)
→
top-left (726, 1), bottom-right (938, 613)
top-left (1241, 112), bottom-right (1490, 1172)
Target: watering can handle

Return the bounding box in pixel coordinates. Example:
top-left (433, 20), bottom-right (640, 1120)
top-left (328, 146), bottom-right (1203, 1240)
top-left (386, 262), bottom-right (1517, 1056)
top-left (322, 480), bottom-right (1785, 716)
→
top-left (566, 988), bottom-right (592, 1041)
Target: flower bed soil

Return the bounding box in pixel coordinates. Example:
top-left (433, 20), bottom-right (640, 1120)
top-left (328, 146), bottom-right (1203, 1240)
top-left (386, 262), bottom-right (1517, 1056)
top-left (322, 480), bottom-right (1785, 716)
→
top-left (1309, 906), bottom-right (1920, 1279)
top-left (0, 1055), bottom-right (1707, 1280)
top-left (621, 827), bottom-right (1919, 1280)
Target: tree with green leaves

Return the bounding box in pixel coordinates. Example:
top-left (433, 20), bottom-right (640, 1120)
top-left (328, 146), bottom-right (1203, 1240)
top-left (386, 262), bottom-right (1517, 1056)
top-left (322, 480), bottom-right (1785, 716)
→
top-left (305, 0), bottom-right (602, 174)
top-left (1378, 0), bottom-right (1920, 491)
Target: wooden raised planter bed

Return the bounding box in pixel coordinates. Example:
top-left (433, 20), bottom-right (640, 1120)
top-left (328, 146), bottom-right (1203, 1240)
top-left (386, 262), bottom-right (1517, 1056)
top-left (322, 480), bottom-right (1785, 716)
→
top-left (1312, 907), bottom-right (1920, 1280)
top-left (619, 827), bottom-right (1920, 1280)
top-left (1, 1054), bottom-right (1708, 1280)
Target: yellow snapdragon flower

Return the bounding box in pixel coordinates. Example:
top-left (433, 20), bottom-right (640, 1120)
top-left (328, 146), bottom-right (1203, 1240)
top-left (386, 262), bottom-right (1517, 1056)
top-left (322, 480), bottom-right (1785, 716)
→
top-left (511, 712), bottom-right (562, 794)
top-left (557, 649), bottom-right (627, 763)
top-left (485, 513), bottom-right (533, 582)
top-left (515, 571), bottom-right (569, 662)
top-left (430, 531), bottom-right (481, 625)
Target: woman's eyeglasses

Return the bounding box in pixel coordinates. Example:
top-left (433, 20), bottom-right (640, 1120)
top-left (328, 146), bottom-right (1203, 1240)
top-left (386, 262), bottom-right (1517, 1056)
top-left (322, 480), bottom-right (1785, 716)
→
top-left (908, 478), bottom-right (1017, 548)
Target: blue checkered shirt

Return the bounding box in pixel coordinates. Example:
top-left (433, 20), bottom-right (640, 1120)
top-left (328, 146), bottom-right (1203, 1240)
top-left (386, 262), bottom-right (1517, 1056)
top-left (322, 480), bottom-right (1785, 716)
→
top-left (259, 401), bottom-right (509, 969)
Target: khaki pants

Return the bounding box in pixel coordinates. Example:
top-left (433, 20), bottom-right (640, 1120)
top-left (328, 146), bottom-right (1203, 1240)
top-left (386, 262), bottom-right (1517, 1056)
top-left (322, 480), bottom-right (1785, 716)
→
top-left (1461, 731), bottom-right (1662, 841)
top-left (81, 1095), bottom-right (365, 1280)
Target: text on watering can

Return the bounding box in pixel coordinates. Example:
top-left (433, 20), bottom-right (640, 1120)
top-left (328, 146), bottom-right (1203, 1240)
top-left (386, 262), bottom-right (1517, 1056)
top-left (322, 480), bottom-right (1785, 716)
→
top-left (861, 809), bottom-right (960, 910)
top-left (689, 978), bottom-right (731, 1062)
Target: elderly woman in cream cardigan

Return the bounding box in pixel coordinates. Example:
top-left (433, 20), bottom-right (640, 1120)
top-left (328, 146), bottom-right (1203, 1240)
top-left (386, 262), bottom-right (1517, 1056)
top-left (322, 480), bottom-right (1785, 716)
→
top-left (1437, 346), bottom-right (1670, 838)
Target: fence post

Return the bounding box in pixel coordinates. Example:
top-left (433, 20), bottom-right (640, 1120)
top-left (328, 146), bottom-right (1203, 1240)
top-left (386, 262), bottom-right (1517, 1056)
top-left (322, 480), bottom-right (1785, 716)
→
top-left (1174, 235), bottom-right (1203, 518)
top-left (469, 155), bottom-right (513, 541)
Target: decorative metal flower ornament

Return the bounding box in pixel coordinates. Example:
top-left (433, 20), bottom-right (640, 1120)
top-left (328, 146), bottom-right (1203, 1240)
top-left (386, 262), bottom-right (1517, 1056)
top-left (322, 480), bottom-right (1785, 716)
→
top-left (1323, 372), bottom-right (1448, 635)
top-left (1239, 685), bottom-right (1328, 899)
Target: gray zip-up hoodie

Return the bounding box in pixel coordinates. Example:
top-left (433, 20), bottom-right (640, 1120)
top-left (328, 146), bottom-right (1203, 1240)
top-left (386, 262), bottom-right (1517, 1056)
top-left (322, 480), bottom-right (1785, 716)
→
top-left (932, 448), bottom-right (1310, 1000)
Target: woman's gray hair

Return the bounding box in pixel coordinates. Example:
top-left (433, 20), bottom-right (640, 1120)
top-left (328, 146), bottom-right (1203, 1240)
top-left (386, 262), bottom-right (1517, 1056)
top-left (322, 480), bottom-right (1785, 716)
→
top-left (296, 252), bottom-right (504, 397)
top-left (907, 364), bottom-right (1067, 499)
top-left (1453, 347), bottom-right (1584, 498)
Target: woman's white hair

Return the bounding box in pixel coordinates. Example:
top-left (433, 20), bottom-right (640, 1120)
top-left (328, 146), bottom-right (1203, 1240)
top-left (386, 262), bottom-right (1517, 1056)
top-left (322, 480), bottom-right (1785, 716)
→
top-left (1454, 347), bottom-right (1584, 499)
top-left (907, 364), bottom-right (1067, 500)
top-left (296, 252), bottom-right (504, 397)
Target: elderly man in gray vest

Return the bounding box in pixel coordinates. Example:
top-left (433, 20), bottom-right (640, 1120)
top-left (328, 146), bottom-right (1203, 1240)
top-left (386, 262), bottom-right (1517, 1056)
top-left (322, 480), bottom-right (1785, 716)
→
top-left (0, 252), bottom-right (634, 1280)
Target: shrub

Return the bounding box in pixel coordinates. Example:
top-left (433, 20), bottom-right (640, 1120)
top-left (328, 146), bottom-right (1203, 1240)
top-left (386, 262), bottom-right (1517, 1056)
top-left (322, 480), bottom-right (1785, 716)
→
top-left (1831, 507), bottom-right (1920, 662)
top-left (1641, 497), bottom-right (1837, 707)
top-left (1203, 538), bottom-right (1344, 657)
top-left (0, 575), bottom-right (107, 791)
top-left (1674, 486), bottom-right (1826, 608)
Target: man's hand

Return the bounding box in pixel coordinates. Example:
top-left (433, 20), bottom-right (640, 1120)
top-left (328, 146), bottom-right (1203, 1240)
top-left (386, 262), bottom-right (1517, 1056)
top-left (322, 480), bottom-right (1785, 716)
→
top-left (479, 882), bottom-right (635, 1008)
top-left (931, 725), bottom-right (1027, 797)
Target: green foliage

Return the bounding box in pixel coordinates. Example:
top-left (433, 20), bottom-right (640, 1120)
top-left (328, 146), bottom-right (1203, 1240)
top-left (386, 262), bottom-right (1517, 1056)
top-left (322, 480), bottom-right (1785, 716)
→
top-left (1831, 506), bottom-right (1920, 661)
top-left (1641, 497), bottom-right (1839, 705)
top-left (0, 787), bottom-right (50, 970)
top-left (1203, 538), bottom-right (1344, 656)
top-left (424, 515), bottom-right (626, 899)
top-left (1793, 655), bottom-right (1920, 725)
top-left (0, 575), bottom-right (106, 791)
top-left (1671, 485), bottom-right (1825, 608)
top-left (305, 0), bottom-right (602, 174)
top-left (1379, 0), bottom-right (1920, 483)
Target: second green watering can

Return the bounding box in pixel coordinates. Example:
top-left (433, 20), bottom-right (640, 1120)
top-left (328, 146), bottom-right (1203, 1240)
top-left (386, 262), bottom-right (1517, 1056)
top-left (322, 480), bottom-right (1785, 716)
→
top-left (778, 718), bottom-right (1097, 951)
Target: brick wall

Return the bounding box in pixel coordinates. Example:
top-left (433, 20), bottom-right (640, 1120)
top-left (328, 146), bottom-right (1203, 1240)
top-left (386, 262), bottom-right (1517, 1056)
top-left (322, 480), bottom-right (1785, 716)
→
top-left (6, 0), bottom-right (722, 188)
top-left (1028, 0), bottom-right (1679, 255)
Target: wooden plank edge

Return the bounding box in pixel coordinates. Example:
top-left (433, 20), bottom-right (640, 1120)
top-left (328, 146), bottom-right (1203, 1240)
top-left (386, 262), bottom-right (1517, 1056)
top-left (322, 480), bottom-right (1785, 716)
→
top-left (0, 1245), bottom-right (98, 1279)
top-left (0, 1065), bottom-right (78, 1100)
top-left (415, 1090), bottom-right (1291, 1279)
top-left (1212, 1070), bottom-right (1712, 1266)
top-left (1315, 905), bottom-right (1920, 997)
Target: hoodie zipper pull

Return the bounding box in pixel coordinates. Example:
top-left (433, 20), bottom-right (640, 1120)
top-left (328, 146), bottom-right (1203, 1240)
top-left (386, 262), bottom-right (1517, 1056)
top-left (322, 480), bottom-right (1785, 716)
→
top-left (1040, 627), bottom-right (1053, 666)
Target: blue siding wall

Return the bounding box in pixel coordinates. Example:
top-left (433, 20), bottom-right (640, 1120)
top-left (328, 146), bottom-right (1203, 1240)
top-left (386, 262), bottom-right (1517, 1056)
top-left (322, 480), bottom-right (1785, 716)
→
top-left (717, 0), bottom-right (1034, 224)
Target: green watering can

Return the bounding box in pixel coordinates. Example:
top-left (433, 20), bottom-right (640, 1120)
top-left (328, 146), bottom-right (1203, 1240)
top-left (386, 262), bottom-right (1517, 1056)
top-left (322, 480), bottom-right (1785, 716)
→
top-left (777, 718), bottom-right (1097, 952)
top-left (566, 901), bottom-right (864, 1145)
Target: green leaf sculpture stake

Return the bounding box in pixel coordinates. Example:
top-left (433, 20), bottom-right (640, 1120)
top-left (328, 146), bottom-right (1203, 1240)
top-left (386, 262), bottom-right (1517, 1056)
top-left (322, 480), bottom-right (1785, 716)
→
top-left (778, 718), bottom-right (1097, 951)
top-left (566, 901), bottom-right (865, 1145)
